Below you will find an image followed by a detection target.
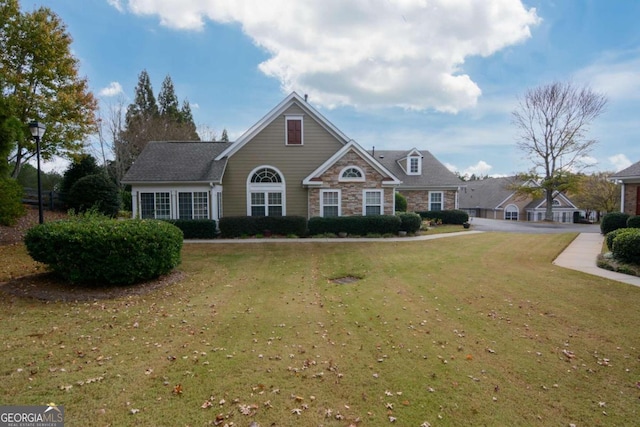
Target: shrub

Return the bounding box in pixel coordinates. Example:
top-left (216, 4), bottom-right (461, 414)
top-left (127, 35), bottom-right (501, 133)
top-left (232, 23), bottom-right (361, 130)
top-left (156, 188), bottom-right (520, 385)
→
top-left (165, 219), bottom-right (217, 239)
top-left (219, 216), bottom-right (307, 238)
top-left (611, 228), bottom-right (640, 264)
top-left (605, 228), bottom-right (632, 251)
top-left (67, 173), bottom-right (120, 217)
top-left (398, 212), bottom-right (422, 233)
top-left (25, 218), bottom-right (183, 285)
top-left (395, 192), bottom-right (407, 212)
top-left (59, 155), bottom-right (102, 207)
top-left (0, 178), bottom-right (26, 226)
top-left (416, 209), bottom-right (469, 225)
top-left (308, 215), bottom-right (401, 236)
top-left (600, 212), bottom-right (630, 235)
top-left (627, 215), bottom-right (640, 229)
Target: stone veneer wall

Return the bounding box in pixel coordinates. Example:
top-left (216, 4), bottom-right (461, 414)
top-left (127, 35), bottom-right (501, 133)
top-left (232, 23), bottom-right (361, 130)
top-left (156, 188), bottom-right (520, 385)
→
top-left (623, 183), bottom-right (639, 216)
top-left (308, 150), bottom-right (394, 217)
top-left (401, 190), bottom-right (457, 212)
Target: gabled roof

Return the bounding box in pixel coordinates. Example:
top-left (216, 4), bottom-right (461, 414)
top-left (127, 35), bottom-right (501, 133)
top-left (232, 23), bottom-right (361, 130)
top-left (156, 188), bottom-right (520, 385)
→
top-left (458, 176), bottom-right (524, 209)
top-left (611, 160), bottom-right (640, 180)
top-left (524, 191), bottom-right (578, 210)
top-left (215, 92), bottom-right (351, 160)
top-left (122, 141), bottom-right (229, 184)
top-left (375, 149), bottom-right (461, 188)
top-left (303, 140), bottom-right (402, 186)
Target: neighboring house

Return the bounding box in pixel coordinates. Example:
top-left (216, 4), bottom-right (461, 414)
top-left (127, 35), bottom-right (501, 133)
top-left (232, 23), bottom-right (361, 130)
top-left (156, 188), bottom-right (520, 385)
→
top-left (611, 160), bottom-right (640, 215)
top-left (122, 92), bottom-right (462, 221)
top-left (458, 176), bottom-right (581, 222)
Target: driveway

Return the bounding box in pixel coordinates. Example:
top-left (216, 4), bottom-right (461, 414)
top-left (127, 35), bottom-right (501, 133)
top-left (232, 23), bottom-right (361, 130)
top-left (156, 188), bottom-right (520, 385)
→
top-left (468, 217), bottom-right (601, 234)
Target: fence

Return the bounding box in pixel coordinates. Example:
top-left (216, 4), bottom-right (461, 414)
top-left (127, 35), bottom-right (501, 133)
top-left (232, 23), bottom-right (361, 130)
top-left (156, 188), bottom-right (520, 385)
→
top-left (22, 188), bottom-right (63, 210)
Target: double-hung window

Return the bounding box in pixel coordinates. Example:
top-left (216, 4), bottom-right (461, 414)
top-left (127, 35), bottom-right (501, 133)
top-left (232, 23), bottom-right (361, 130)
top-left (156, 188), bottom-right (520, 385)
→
top-left (178, 192), bottom-right (209, 219)
top-left (429, 192), bottom-right (443, 211)
top-left (140, 192), bottom-right (170, 219)
top-left (363, 190), bottom-right (383, 215)
top-left (248, 167), bottom-right (285, 216)
top-left (321, 190), bottom-right (340, 217)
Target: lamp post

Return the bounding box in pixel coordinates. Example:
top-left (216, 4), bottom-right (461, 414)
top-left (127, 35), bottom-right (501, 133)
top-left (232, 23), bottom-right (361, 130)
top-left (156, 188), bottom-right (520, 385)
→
top-left (29, 121), bottom-right (46, 224)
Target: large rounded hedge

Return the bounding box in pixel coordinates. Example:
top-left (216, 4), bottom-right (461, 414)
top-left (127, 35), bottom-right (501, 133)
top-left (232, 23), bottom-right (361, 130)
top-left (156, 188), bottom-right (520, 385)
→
top-left (611, 228), bottom-right (640, 264)
top-left (68, 173), bottom-right (120, 217)
top-left (600, 212), bottom-right (629, 235)
top-left (25, 218), bottom-right (183, 285)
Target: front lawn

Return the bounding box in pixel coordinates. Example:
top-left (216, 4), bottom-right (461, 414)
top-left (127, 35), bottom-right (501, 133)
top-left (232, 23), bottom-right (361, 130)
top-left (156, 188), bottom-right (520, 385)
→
top-left (1, 233), bottom-right (639, 426)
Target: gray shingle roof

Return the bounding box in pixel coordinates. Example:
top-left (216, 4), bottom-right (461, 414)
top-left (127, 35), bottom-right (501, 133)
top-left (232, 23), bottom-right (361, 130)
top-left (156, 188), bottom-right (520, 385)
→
top-left (122, 142), bottom-right (229, 183)
top-left (375, 150), bottom-right (461, 187)
top-left (458, 176), bottom-right (523, 209)
top-left (611, 160), bottom-right (640, 179)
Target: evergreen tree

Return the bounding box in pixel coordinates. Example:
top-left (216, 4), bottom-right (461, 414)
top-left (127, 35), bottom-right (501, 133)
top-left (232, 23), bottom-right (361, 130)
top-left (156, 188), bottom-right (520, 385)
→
top-left (59, 154), bottom-right (102, 206)
top-left (178, 99), bottom-right (199, 140)
top-left (220, 129), bottom-right (229, 142)
top-left (158, 75), bottom-right (180, 122)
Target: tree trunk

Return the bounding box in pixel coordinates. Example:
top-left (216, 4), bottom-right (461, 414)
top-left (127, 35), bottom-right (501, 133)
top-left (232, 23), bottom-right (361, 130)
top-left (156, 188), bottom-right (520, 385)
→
top-left (545, 189), bottom-right (554, 221)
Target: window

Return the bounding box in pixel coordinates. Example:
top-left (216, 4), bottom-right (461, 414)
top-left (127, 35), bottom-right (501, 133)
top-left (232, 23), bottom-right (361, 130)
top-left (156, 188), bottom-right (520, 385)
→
top-left (178, 192), bottom-right (209, 220)
top-left (552, 199), bottom-right (560, 206)
top-left (286, 115), bottom-right (303, 145)
top-left (408, 156), bottom-right (421, 175)
top-left (140, 192), bottom-right (171, 219)
top-left (364, 190), bottom-right (383, 215)
top-left (321, 190), bottom-right (340, 217)
top-left (340, 166), bottom-right (364, 181)
top-left (248, 166), bottom-right (285, 216)
top-left (429, 192), bottom-right (443, 211)
top-left (504, 204), bottom-right (518, 221)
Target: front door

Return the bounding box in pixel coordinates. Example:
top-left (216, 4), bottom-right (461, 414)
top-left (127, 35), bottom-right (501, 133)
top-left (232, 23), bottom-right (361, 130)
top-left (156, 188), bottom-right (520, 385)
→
top-left (636, 186), bottom-right (640, 215)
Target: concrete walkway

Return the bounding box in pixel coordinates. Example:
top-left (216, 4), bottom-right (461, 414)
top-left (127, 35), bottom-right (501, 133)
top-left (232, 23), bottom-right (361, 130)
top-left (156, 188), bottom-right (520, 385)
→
top-left (552, 233), bottom-right (640, 287)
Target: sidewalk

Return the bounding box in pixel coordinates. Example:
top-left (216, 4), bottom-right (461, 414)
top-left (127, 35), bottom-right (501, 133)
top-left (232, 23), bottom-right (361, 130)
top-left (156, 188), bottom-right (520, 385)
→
top-left (552, 233), bottom-right (640, 287)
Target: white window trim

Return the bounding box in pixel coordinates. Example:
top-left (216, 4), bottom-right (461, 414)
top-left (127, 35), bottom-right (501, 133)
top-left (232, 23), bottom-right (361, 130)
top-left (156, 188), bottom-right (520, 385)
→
top-left (246, 165), bottom-right (286, 216)
top-left (363, 189), bottom-right (384, 216)
top-left (407, 156), bottom-right (421, 175)
top-left (285, 115), bottom-right (304, 146)
top-left (320, 189), bottom-right (341, 217)
top-left (504, 204), bottom-right (519, 221)
top-left (339, 165), bottom-right (365, 182)
top-left (428, 191), bottom-right (443, 211)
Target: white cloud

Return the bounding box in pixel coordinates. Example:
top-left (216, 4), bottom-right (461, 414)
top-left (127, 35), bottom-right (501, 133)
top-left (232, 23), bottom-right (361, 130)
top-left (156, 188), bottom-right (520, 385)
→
top-left (121, 0), bottom-right (540, 112)
top-left (99, 82), bottom-right (124, 97)
top-left (461, 160), bottom-right (493, 178)
top-left (574, 53), bottom-right (640, 101)
top-left (608, 153), bottom-right (632, 172)
top-left (107, 0), bottom-right (124, 13)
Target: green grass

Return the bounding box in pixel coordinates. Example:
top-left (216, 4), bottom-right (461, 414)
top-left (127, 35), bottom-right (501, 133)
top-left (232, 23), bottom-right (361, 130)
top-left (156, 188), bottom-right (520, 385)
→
top-left (1, 233), bottom-right (640, 426)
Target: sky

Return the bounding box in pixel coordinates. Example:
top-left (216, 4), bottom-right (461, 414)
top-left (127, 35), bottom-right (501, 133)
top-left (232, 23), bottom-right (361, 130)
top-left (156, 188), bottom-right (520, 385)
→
top-left (26, 0), bottom-right (640, 177)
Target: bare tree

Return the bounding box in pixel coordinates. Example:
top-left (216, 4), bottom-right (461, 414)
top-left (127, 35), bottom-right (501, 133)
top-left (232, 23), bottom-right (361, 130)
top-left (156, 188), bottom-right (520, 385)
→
top-left (512, 81), bottom-right (607, 221)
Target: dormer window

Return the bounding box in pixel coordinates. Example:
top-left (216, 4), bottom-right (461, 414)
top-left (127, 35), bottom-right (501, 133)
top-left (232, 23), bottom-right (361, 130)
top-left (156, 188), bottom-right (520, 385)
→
top-left (286, 115), bottom-right (303, 145)
top-left (408, 156), bottom-right (421, 175)
top-left (339, 166), bottom-right (365, 181)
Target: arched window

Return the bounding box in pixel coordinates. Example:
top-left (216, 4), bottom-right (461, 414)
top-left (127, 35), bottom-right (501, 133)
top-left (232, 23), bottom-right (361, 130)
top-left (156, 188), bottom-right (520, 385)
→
top-left (247, 166), bottom-right (285, 216)
top-left (552, 199), bottom-right (561, 206)
top-left (504, 204), bottom-right (519, 221)
top-left (339, 166), bottom-right (364, 181)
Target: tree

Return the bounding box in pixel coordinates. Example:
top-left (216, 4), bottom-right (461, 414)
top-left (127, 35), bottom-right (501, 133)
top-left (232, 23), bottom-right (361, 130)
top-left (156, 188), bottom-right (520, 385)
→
top-left (1, 1), bottom-right (97, 178)
top-left (117, 71), bottom-right (199, 176)
top-left (571, 172), bottom-right (620, 221)
top-left (220, 128), bottom-right (229, 142)
top-left (67, 173), bottom-right (120, 217)
top-left (59, 154), bottom-right (102, 206)
top-left (512, 82), bottom-right (607, 220)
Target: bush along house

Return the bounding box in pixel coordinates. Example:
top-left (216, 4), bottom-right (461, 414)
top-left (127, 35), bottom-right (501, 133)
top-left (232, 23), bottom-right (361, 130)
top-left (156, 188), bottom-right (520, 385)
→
top-left (122, 92), bottom-right (463, 222)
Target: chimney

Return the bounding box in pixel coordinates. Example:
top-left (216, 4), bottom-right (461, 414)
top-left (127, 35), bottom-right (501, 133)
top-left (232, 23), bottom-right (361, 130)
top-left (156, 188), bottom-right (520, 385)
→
top-left (304, 94), bottom-right (308, 102)
top-left (371, 146), bottom-right (375, 157)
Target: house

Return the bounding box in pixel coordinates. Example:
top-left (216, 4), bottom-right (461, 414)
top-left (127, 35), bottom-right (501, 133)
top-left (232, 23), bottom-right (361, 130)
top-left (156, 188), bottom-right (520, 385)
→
top-left (122, 92), bottom-right (462, 221)
top-left (458, 176), bottom-right (580, 222)
top-left (611, 160), bottom-right (640, 215)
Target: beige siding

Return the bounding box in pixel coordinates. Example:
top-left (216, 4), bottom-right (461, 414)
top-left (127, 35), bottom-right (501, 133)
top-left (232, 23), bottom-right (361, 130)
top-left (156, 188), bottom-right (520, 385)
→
top-left (223, 104), bottom-right (343, 217)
